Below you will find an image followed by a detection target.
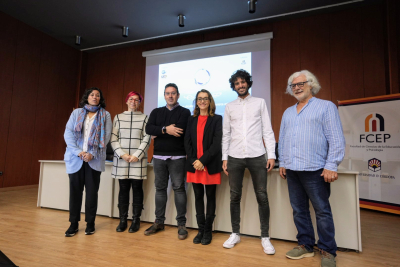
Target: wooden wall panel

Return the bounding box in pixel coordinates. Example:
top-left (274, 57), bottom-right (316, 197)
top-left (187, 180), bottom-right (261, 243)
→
top-left (180, 35), bottom-right (203, 46)
top-left (124, 46), bottom-right (145, 107)
top-left (299, 14), bottom-right (332, 102)
top-left (330, 8), bottom-right (364, 102)
top-left (397, 0), bottom-right (400, 94)
top-left (0, 12), bottom-right (80, 187)
top-left (105, 49), bottom-right (126, 117)
top-left (29, 35), bottom-right (61, 185)
top-left (203, 31), bottom-right (224, 42)
top-left (223, 26), bottom-right (248, 39)
top-left (85, 51), bottom-right (110, 94)
top-left (271, 19), bottom-right (300, 140)
top-left (385, 0), bottom-right (399, 94)
top-left (361, 3), bottom-right (387, 97)
top-left (0, 13), bottom-right (18, 187)
top-left (53, 46), bottom-right (80, 161)
top-left (246, 23), bottom-right (273, 35)
top-left (3, 23), bottom-right (42, 187)
top-left (159, 38), bottom-right (181, 49)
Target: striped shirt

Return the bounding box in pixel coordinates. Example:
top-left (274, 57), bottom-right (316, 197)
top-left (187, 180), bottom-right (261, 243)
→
top-left (111, 111), bottom-right (151, 179)
top-left (278, 97), bottom-right (345, 172)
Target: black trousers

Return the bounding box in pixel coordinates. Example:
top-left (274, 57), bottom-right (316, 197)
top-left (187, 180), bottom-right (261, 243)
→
top-left (118, 179), bottom-right (144, 206)
top-left (192, 183), bottom-right (217, 216)
top-left (68, 162), bottom-right (101, 223)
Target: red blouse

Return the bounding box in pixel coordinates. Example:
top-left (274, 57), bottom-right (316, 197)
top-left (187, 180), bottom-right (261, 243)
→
top-left (187, 115), bottom-right (221, 185)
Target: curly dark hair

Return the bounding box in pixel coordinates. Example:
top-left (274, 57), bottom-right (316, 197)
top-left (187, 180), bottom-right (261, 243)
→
top-left (229, 69), bottom-right (253, 90)
top-left (79, 87), bottom-right (106, 108)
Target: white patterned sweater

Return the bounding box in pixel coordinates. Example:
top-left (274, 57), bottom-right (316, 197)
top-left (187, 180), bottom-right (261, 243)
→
top-left (111, 111), bottom-right (151, 179)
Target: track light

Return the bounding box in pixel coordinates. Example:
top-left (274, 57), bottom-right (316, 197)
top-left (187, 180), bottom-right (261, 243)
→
top-left (122, 26), bottom-right (129, 37)
top-left (178, 14), bottom-right (186, 27)
top-left (248, 0), bottom-right (257, 13)
top-left (75, 35), bottom-right (81, 46)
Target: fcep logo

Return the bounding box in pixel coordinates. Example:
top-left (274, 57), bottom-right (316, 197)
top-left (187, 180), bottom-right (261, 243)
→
top-left (360, 113), bottom-right (391, 143)
top-left (368, 158), bottom-right (381, 172)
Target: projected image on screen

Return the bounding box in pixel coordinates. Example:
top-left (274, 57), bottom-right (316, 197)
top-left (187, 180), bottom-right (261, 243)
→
top-left (158, 52), bottom-right (251, 115)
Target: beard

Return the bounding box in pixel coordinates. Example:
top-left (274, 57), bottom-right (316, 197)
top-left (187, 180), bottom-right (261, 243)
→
top-left (236, 87), bottom-right (249, 97)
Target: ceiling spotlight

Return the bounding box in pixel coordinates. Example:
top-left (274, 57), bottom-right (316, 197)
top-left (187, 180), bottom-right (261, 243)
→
top-left (122, 26), bottom-right (129, 37)
top-left (178, 14), bottom-right (186, 27)
top-left (248, 0), bottom-right (257, 13)
top-left (75, 35), bottom-right (81, 46)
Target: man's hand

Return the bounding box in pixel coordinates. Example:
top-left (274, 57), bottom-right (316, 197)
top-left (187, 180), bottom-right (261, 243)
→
top-left (266, 159), bottom-right (275, 172)
top-left (222, 160), bottom-right (228, 176)
top-left (129, 156), bottom-right (139, 163)
top-left (121, 154), bottom-right (131, 163)
top-left (279, 167), bottom-right (286, 179)
top-left (151, 135), bottom-right (157, 140)
top-left (193, 160), bottom-right (204, 171)
top-left (321, 169), bottom-right (338, 183)
top-left (166, 124), bottom-right (184, 137)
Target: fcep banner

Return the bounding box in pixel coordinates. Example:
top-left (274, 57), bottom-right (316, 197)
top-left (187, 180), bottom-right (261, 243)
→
top-left (158, 52), bottom-right (251, 115)
top-left (338, 95), bottom-right (400, 214)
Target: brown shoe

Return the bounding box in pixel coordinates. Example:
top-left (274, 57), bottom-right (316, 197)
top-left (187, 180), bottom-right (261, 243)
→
top-left (178, 225), bottom-right (188, 240)
top-left (320, 249), bottom-right (336, 267)
top-left (144, 222), bottom-right (164, 236)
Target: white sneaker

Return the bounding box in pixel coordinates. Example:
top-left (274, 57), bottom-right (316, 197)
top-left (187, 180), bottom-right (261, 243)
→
top-left (261, 237), bottom-right (275, 255)
top-left (223, 233), bottom-right (241, 248)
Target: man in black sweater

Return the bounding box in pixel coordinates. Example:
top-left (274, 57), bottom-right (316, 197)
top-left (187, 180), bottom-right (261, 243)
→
top-left (144, 83), bottom-right (191, 240)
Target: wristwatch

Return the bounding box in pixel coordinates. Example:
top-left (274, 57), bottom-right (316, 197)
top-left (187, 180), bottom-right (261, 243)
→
top-left (162, 126), bottom-right (166, 134)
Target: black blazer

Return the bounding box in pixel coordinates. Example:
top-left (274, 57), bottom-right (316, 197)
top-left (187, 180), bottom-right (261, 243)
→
top-left (184, 114), bottom-right (223, 174)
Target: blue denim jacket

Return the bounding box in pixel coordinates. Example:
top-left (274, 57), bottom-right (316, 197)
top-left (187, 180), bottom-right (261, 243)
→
top-left (64, 108), bottom-right (112, 174)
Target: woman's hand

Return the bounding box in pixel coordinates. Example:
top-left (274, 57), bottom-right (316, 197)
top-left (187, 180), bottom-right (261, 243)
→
top-left (121, 154), bottom-right (131, 162)
top-left (78, 151), bottom-right (85, 160)
top-left (129, 156), bottom-right (139, 162)
top-left (193, 160), bottom-right (204, 171)
top-left (83, 153), bottom-right (93, 162)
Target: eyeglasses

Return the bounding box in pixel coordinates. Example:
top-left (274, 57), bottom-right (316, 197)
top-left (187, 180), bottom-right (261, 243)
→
top-left (289, 81), bottom-right (309, 90)
top-left (165, 92), bottom-right (177, 96)
top-left (128, 99), bottom-right (140, 103)
top-left (197, 97), bottom-right (209, 102)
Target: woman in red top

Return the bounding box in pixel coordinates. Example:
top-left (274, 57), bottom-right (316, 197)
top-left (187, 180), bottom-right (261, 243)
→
top-left (185, 89), bottom-right (222, 245)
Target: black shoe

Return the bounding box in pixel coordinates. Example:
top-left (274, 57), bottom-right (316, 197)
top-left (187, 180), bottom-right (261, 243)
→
top-left (129, 218), bottom-right (140, 233)
top-left (116, 204), bottom-right (129, 232)
top-left (201, 215), bottom-right (216, 245)
top-left (193, 231), bottom-right (203, 244)
top-left (129, 204), bottom-right (143, 233)
top-left (144, 222), bottom-right (164, 236)
top-left (193, 214), bottom-right (205, 244)
top-left (65, 222), bottom-right (79, 237)
top-left (178, 225), bottom-right (188, 240)
top-left (85, 223), bottom-right (95, 235)
top-left (116, 219), bottom-right (128, 232)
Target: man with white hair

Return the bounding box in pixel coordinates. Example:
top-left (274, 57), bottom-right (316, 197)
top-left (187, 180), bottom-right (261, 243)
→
top-left (278, 70), bottom-right (345, 267)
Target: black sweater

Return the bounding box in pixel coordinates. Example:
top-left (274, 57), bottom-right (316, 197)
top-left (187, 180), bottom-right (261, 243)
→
top-left (146, 106), bottom-right (191, 156)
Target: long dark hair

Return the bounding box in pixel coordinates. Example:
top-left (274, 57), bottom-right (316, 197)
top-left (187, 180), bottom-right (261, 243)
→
top-left (79, 87), bottom-right (106, 108)
top-left (192, 89), bottom-right (216, 117)
top-left (229, 69), bottom-right (253, 90)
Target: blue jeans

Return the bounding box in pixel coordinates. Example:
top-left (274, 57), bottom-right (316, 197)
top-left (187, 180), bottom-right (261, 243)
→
top-left (227, 155), bottom-right (270, 237)
top-left (153, 158), bottom-right (187, 226)
top-left (286, 169), bottom-right (337, 256)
